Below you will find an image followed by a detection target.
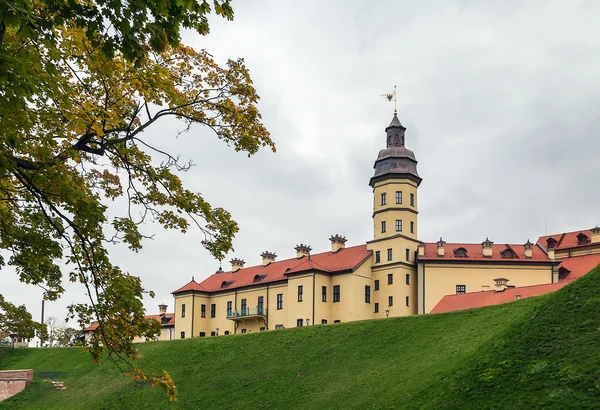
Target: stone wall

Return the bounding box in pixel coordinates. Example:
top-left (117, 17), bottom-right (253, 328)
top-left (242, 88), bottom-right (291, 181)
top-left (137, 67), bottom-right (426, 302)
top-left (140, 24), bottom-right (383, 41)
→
top-left (0, 369), bottom-right (33, 401)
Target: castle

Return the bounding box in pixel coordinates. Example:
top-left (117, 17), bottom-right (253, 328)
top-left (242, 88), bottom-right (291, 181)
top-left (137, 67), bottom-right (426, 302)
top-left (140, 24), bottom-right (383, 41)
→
top-left (113, 113), bottom-right (600, 340)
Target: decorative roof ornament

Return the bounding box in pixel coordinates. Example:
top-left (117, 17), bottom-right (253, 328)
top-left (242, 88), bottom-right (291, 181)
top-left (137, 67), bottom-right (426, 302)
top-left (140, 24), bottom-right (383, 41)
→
top-left (380, 85), bottom-right (398, 115)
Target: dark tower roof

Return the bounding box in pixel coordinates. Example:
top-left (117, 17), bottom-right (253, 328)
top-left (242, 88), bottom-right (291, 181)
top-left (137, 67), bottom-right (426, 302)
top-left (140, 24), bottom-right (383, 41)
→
top-left (369, 114), bottom-right (421, 187)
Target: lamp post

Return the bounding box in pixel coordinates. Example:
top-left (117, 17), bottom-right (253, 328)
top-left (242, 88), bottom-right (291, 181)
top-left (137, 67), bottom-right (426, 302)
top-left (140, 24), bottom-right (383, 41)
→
top-left (385, 310), bottom-right (390, 318)
top-left (306, 318), bottom-right (310, 326)
top-left (216, 328), bottom-right (219, 336)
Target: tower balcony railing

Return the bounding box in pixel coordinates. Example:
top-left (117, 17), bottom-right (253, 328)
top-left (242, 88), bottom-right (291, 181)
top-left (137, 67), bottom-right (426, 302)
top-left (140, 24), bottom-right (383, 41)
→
top-left (226, 307), bottom-right (267, 319)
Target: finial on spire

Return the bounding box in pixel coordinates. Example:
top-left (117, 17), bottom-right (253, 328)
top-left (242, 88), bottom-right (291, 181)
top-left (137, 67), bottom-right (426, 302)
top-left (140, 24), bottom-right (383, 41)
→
top-left (381, 85), bottom-right (397, 115)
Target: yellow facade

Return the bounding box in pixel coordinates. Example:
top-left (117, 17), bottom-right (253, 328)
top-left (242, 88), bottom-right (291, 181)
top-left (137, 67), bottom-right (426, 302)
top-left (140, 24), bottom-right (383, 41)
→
top-left (167, 113), bottom-right (580, 340)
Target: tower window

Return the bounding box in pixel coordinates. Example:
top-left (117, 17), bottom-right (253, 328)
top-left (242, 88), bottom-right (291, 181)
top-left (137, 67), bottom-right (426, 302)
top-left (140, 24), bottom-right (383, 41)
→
top-left (456, 285), bottom-right (466, 294)
top-left (406, 273), bottom-right (410, 285)
top-left (375, 251), bottom-right (381, 263)
top-left (406, 248), bottom-right (410, 261)
top-left (365, 285), bottom-right (371, 303)
top-left (406, 296), bottom-right (410, 307)
top-left (381, 221), bottom-right (387, 233)
top-left (410, 221), bottom-right (414, 234)
top-left (395, 220), bottom-right (402, 232)
top-left (333, 285), bottom-right (341, 302)
top-left (410, 193), bottom-right (415, 206)
top-left (396, 191), bottom-right (402, 204)
top-left (387, 248), bottom-right (392, 261)
top-left (387, 273), bottom-right (393, 285)
top-left (388, 296), bottom-right (394, 306)
top-left (381, 192), bottom-right (387, 206)
top-left (181, 304), bottom-right (186, 318)
top-left (374, 280), bottom-right (380, 291)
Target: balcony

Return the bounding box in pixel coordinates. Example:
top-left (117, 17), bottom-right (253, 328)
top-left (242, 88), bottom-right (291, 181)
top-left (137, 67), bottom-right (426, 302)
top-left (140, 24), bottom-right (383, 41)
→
top-left (226, 307), bottom-right (267, 320)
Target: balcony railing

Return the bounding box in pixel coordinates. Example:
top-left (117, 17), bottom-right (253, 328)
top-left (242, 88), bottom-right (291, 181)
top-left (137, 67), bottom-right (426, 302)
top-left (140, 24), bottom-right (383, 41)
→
top-left (226, 307), bottom-right (266, 319)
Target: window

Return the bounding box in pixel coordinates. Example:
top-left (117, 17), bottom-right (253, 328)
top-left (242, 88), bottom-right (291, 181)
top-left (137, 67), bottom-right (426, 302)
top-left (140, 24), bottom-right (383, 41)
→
top-left (275, 324), bottom-right (284, 330)
top-left (406, 296), bottom-right (410, 307)
top-left (257, 296), bottom-right (264, 314)
top-left (501, 249), bottom-right (516, 259)
top-left (410, 221), bottom-right (414, 234)
top-left (321, 319), bottom-right (328, 324)
top-left (224, 330), bottom-right (230, 335)
top-left (381, 221), bottom-right (387, 233)
top-left (577, 233), bottom-right (590, 245)
top-left (241, 329), bottom-right (247, 334)
top-left (387, 273), bottom-right (393, 285)
top-left (387, 248), bottom-right (392, 261)
top-left (388, 296), bottom-right (394, 306)
top-left (227, 301), bottom-right (232, 316)
top-left (406, 273), bottom-right (410, 285)
top-left (210, 331), bottom-right (216, 337)
top-left (297, 319), bottom-right (304, 327)
top-left (210, 303), bottom-right (216, 318)
top-left (456, 285), bottom-right (466, 294)
top-left (199, 332), bottom-right (206, 337)
top-left (277, 293), bottom-right (283, 310)
top-left (240, 299), bottom-right (247, 315)
top-left (396, 220), bottom-right (402, 232)
top-left (396, 191), bottom-right (402, 204)
top-left (260, 327), bottom-right (266, 332)
top-left (201, 304), bottom-right (206, 318)
top-left (406, 248), bottom-right (410, 261)
top-left (334, 320), bottom-right (341, 323)
top-left (375, 251), bottom-right (381, 263)
top-left (454, 248), bottom-right (468, 257)
top-left (381, 192), bottom-right (387, 206)
top-left (374, 280), bottom-right (380, 291)
top-left (322, 286), bottom-right (327, 302)
top-left (374, 302), bottom-right (379, 313)
top-left (181, 304), bottom-right (186, 318)
top-left (410, 193), bottom-right (415, 206)
top-left (365, 285), bottom-right (371, 303)
top-left (180, 331), bottom-right (185, 339)
top-left (298, 285), bottom-right (303, 302)
top-left (333, 285), bottom-right (340, 302)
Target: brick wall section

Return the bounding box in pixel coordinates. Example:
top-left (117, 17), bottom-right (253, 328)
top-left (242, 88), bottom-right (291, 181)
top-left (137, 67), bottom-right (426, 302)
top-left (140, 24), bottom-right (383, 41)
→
top-left (0, 369), bottom-right (33, 401)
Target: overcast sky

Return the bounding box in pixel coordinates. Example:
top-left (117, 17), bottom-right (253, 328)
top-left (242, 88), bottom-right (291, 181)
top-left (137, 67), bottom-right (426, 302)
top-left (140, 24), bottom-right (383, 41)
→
top-left (5, 0), bottom-right (600, 327)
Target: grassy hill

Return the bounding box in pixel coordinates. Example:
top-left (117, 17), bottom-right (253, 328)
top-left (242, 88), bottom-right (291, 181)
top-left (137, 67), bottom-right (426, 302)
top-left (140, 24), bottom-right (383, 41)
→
top-left (2, 266), bottom-right (600, 409)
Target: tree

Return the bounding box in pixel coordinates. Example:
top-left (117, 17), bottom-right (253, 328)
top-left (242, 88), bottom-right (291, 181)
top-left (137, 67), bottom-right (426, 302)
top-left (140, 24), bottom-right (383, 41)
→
top-left (0, 0), bottom-right (273, 401)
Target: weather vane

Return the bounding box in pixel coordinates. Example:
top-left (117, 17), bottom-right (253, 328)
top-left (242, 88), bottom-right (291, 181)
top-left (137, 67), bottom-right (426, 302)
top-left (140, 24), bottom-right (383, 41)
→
top-left (380, 85), bottom-right (397, 115)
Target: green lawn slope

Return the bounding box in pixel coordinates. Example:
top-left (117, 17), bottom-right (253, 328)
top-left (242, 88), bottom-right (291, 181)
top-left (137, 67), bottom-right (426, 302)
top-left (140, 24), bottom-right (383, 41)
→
top-left (2, 266), bottom-right (600, 409)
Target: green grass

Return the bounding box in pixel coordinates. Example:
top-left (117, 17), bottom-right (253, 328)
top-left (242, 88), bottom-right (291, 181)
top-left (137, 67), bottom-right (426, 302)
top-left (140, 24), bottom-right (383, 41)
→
top-left (3, 267), bottom-right (600, 409)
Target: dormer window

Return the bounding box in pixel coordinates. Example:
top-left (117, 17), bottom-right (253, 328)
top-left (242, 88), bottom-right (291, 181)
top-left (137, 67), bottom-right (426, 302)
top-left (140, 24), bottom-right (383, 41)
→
top-left (576, 233), bottom-right (590, 245)
top-left (500, 249), bottom-right (517, 259)
top-left (253, 274), bottom-right (266, 283)
top-left (161, 316), bottom-right (170, 324)
top-left (220, 280), bottom-right (234, 289)
top-left (558, 267), bottom-right (570, 280)
top-left (453, 248), bottom-right (468, 257)
top-left (546, 237), bottom-right (557, 249)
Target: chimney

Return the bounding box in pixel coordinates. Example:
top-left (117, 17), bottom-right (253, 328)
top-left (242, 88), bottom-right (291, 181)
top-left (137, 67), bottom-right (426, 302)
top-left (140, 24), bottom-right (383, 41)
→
top-left (482, 238), bottom-right (494, 257)
top-left (548, 248), bottom-right (555, 260)
top-left (158, 304), bottom-right (167, 316)
top-left (295, 244), bottom-right (311, 258)
top-left (329, 235), bottom-right (347, 253)
top-left (230, 258), bottom-right (245, 272)
top-left (493, 277), bottom-right (509, 292)
top-left (436, 237), bottom-right (446, 257)
top-left (417, 242), bottom-right (425, 258)
top-left (261, 251), bottom-right (277, 266)
top-left (592, 226), bottom-right (600, 244)
top-left (524, 239), bottom-right (533, 258)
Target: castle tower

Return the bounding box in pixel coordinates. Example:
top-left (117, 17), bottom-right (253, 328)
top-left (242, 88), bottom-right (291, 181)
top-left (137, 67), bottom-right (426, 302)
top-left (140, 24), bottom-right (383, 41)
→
top-left (367, 113), bottom-right (421, 318)
top-left (369, 114), bottom-right (422, 241)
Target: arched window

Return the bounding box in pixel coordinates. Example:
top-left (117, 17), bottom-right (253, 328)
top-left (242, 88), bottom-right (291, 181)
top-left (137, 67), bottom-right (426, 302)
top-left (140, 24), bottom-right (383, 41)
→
top-left (576, 233), bottom-right (590, 245)
top-left (224, 330), bottom-right (230, 335)
top-left (221, 280), bottom-right (234, 289)
top-left (400, 135), bottom-right (405, 145)
top-left (546, 237), bottom-right (557, 249)
top-left (253, 274), bottom-right (266, 283)
top-left (454, 248), bottom-right (468, 257)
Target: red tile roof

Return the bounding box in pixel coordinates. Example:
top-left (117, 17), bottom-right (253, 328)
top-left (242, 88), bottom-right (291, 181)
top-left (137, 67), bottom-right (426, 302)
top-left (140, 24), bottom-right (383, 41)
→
top-left (419, 242), bottom-right (551, 262)
top-left (172, 244), bottom-right (372, 294)
top-left (431, 253), bottom-right (600, 314)
top-left (537, 229), bottom-right (596, 251)
top-left (83, 314), bottom-right (175, 332)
